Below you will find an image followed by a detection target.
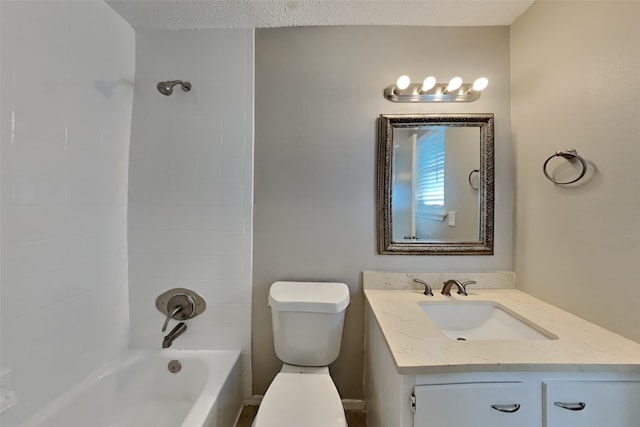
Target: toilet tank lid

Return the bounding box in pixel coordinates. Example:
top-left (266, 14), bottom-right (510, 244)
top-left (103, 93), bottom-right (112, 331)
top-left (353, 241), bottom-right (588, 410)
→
top-left (269, 282), bottom-right (350, 313)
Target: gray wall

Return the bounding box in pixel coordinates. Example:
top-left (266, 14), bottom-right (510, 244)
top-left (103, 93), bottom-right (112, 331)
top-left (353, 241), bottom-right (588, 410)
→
top-left (254, 26), bottom-right (512, 399)
top-left (511, 1), bottom-right (640, 343)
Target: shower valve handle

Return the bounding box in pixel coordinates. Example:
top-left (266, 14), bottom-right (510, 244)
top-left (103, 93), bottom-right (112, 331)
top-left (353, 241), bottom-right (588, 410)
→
top-left (156, 288), bottom-right (206, 331)
top-left (162, 305), bottom-right (183, 332)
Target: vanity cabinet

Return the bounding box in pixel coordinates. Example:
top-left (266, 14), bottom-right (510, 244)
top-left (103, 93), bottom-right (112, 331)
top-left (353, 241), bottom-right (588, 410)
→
top-left (543, 381), bottom-right (640, 427)
top-left (413, 382), bottom-right (538, 427)
top-left (363, 293), bottom-right (640, 427)
top-left (409, 380), bottom-right (640, 427)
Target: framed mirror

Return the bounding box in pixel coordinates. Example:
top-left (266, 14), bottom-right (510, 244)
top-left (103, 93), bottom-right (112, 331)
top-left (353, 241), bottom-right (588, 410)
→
top-left (377, 113), bottom-right (494, 255)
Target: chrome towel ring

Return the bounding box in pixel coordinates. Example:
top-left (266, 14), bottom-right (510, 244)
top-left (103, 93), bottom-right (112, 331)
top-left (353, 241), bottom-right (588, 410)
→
top-left (543, 149), bottom-right (587, 185)
top-left (468, 169), bottom-right (480, 190)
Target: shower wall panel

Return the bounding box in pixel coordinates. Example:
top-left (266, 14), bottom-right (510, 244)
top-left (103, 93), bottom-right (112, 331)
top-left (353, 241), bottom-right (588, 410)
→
top-left (127, 29), bottom-right (254, 397)
top-left (0, 2), bottom-right (135, 425)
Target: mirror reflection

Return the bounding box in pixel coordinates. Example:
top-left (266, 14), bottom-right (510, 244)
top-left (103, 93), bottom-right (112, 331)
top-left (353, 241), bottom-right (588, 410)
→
top-left (377, 114), bottom-right (494, 255)
top-left (392, 126), bottom-right (480, 242)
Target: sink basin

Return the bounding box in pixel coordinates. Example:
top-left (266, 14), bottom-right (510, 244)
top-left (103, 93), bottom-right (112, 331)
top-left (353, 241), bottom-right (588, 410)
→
top-left (418, 301), bottom-right (557, 341)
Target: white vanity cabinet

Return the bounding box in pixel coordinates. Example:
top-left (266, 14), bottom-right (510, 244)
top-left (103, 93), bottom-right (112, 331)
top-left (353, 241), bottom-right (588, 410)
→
top-left (413, 382), bottom-right (539, 427)
top-left (410, 379), bottom-right (640, 427)
top-left (363, 290), bottom-right (640, 427)
top-left (543, 381), bottom-right (640, 427)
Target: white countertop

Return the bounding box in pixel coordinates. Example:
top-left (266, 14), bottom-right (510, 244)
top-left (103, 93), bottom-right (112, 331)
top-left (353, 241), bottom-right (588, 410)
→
top-left (365, 288), bottom-right (640, 375)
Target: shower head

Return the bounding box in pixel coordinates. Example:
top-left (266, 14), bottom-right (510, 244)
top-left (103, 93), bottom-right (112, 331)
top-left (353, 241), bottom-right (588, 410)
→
top-left (157, 80), bottom-right (192, 96)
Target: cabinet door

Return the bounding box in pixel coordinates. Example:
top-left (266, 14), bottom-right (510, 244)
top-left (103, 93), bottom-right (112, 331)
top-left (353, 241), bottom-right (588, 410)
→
top-left (413, 382), bottom-right (537, 427)
top-left (544, 381), bottom-right (640, 427)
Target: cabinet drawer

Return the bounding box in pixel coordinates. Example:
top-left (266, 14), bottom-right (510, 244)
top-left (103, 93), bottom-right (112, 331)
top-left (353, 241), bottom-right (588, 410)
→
top-left (544, 381), bottom-right (640, 427)
top-left (413, 382), bottom-right (537, 427)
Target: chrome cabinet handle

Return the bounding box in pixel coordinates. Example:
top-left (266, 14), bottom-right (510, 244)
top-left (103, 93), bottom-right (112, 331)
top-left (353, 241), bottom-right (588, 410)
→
top-left (554, 402), bottom-right (586, 411)
top-left (490, 403), bottom-right (521, 413)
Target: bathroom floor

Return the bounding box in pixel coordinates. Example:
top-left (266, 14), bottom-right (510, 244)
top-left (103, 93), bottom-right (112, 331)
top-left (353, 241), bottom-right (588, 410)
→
top-left (235, 405), bottom-right (367, 427)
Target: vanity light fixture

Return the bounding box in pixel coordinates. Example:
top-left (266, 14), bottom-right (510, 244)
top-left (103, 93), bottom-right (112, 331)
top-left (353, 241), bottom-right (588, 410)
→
top-left (384, 75), bottom-right (489, 103)
top-left (445, 76), bottom-right (463, 93)
top-left (395, 75), bottom-right (411, 92)
top-left (421, 76), bottom-right (437, 92)
top-left (473, 77), bottom-right (489, 92)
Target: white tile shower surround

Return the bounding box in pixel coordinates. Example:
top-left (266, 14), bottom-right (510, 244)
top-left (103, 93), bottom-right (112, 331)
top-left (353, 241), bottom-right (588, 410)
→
top-left (127, 29), bottom-right (254, 396)
top-left (0, 2), bottom-right (135, 425)
top-left (1, 7), bottom-right (255, 427)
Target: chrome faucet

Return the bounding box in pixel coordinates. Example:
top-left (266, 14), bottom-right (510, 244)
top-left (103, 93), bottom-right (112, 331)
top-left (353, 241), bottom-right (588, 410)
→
top-left (441, 279), bottom-right (477, 296)
top-left (413, 278), bottom-right (433, 296)
top-left (162, 322), bottom-right (187, 348)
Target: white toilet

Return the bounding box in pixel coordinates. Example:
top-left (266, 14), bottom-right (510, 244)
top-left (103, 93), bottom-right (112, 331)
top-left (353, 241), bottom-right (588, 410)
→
top-left (252, 281), bottom-right (351, 427)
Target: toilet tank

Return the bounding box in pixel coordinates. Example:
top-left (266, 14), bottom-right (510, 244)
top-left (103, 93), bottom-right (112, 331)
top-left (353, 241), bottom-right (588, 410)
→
top-left (269, 281), bottom-right (350, 367)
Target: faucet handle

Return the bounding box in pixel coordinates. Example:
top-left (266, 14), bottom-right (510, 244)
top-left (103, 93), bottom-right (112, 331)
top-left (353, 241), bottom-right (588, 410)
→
top-left (459, 280), bottom-right (477, 295)
top-left (162, 305), bottom-right (182, 332)
top-left (160, 293), bottom-right (194, 331)
top-left (156, 288), bottom-right (206, 331)
top-left (413, 278), bottom-right (433, 296)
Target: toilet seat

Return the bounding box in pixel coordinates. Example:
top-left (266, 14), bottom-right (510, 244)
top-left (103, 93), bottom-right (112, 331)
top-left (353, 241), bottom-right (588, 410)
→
top-left (253, 372), bottom-right (347, 427)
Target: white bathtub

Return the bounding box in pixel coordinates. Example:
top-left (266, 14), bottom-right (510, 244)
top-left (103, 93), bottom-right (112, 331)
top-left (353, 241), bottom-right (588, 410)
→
top-left (19, 350), bottom-right (243, 427)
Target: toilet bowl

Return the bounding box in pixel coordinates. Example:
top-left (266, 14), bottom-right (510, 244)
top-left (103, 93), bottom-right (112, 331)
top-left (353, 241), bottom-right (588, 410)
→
top-left (252, 282), bottom-right (350, 427)
top-left (253, 365), bottom-right (346, 427)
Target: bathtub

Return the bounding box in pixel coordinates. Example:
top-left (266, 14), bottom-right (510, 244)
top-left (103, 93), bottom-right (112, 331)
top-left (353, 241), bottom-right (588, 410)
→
top-left (19, 350), bottom-right (243, 427)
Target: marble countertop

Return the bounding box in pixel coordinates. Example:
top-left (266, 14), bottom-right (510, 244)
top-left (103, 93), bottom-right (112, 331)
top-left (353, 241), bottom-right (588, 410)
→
top-left (365, 288), bottom-right (640, 375)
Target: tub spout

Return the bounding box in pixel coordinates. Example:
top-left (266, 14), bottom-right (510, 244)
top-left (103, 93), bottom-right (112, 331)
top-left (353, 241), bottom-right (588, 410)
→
top-left (162, 322), bottom-right (187, 348)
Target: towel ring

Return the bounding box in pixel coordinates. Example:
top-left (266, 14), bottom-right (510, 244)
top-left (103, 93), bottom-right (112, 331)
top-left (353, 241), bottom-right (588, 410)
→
top-left (468, 169), bottom-right (480, 190)
top-left (543, 150), bottom-right (587, 185)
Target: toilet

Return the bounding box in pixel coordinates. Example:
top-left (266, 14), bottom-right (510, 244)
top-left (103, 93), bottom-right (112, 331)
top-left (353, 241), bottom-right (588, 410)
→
top-left (253, 281), bottom-right (351, 427)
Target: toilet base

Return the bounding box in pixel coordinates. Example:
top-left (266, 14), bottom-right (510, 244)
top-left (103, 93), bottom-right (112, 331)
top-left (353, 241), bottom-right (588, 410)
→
top-left (252, 365), bottom-right (347, 427)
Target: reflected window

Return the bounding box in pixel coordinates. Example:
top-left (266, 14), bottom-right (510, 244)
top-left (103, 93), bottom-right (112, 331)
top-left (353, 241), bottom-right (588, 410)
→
top-left (416, 127), bottom-right (445, 217)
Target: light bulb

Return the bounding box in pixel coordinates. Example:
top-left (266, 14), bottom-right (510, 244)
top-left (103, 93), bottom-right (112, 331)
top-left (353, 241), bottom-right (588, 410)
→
top-left (472, 77), bottom-right (489, 92)
top-left (445, 76), bottom-right (463, 93)
top-left (421, 76), bottom-right (436, 92)
top-left (396, 75), bottom-right (411, 90)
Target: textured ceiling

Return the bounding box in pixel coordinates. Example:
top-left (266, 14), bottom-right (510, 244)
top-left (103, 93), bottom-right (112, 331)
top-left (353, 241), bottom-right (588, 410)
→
top-left (106, 0), bottom-right (536, 30)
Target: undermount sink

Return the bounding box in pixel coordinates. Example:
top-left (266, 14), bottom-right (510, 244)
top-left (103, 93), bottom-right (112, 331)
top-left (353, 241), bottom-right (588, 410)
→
top-left (418, 301), bottom-right (557, 341)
